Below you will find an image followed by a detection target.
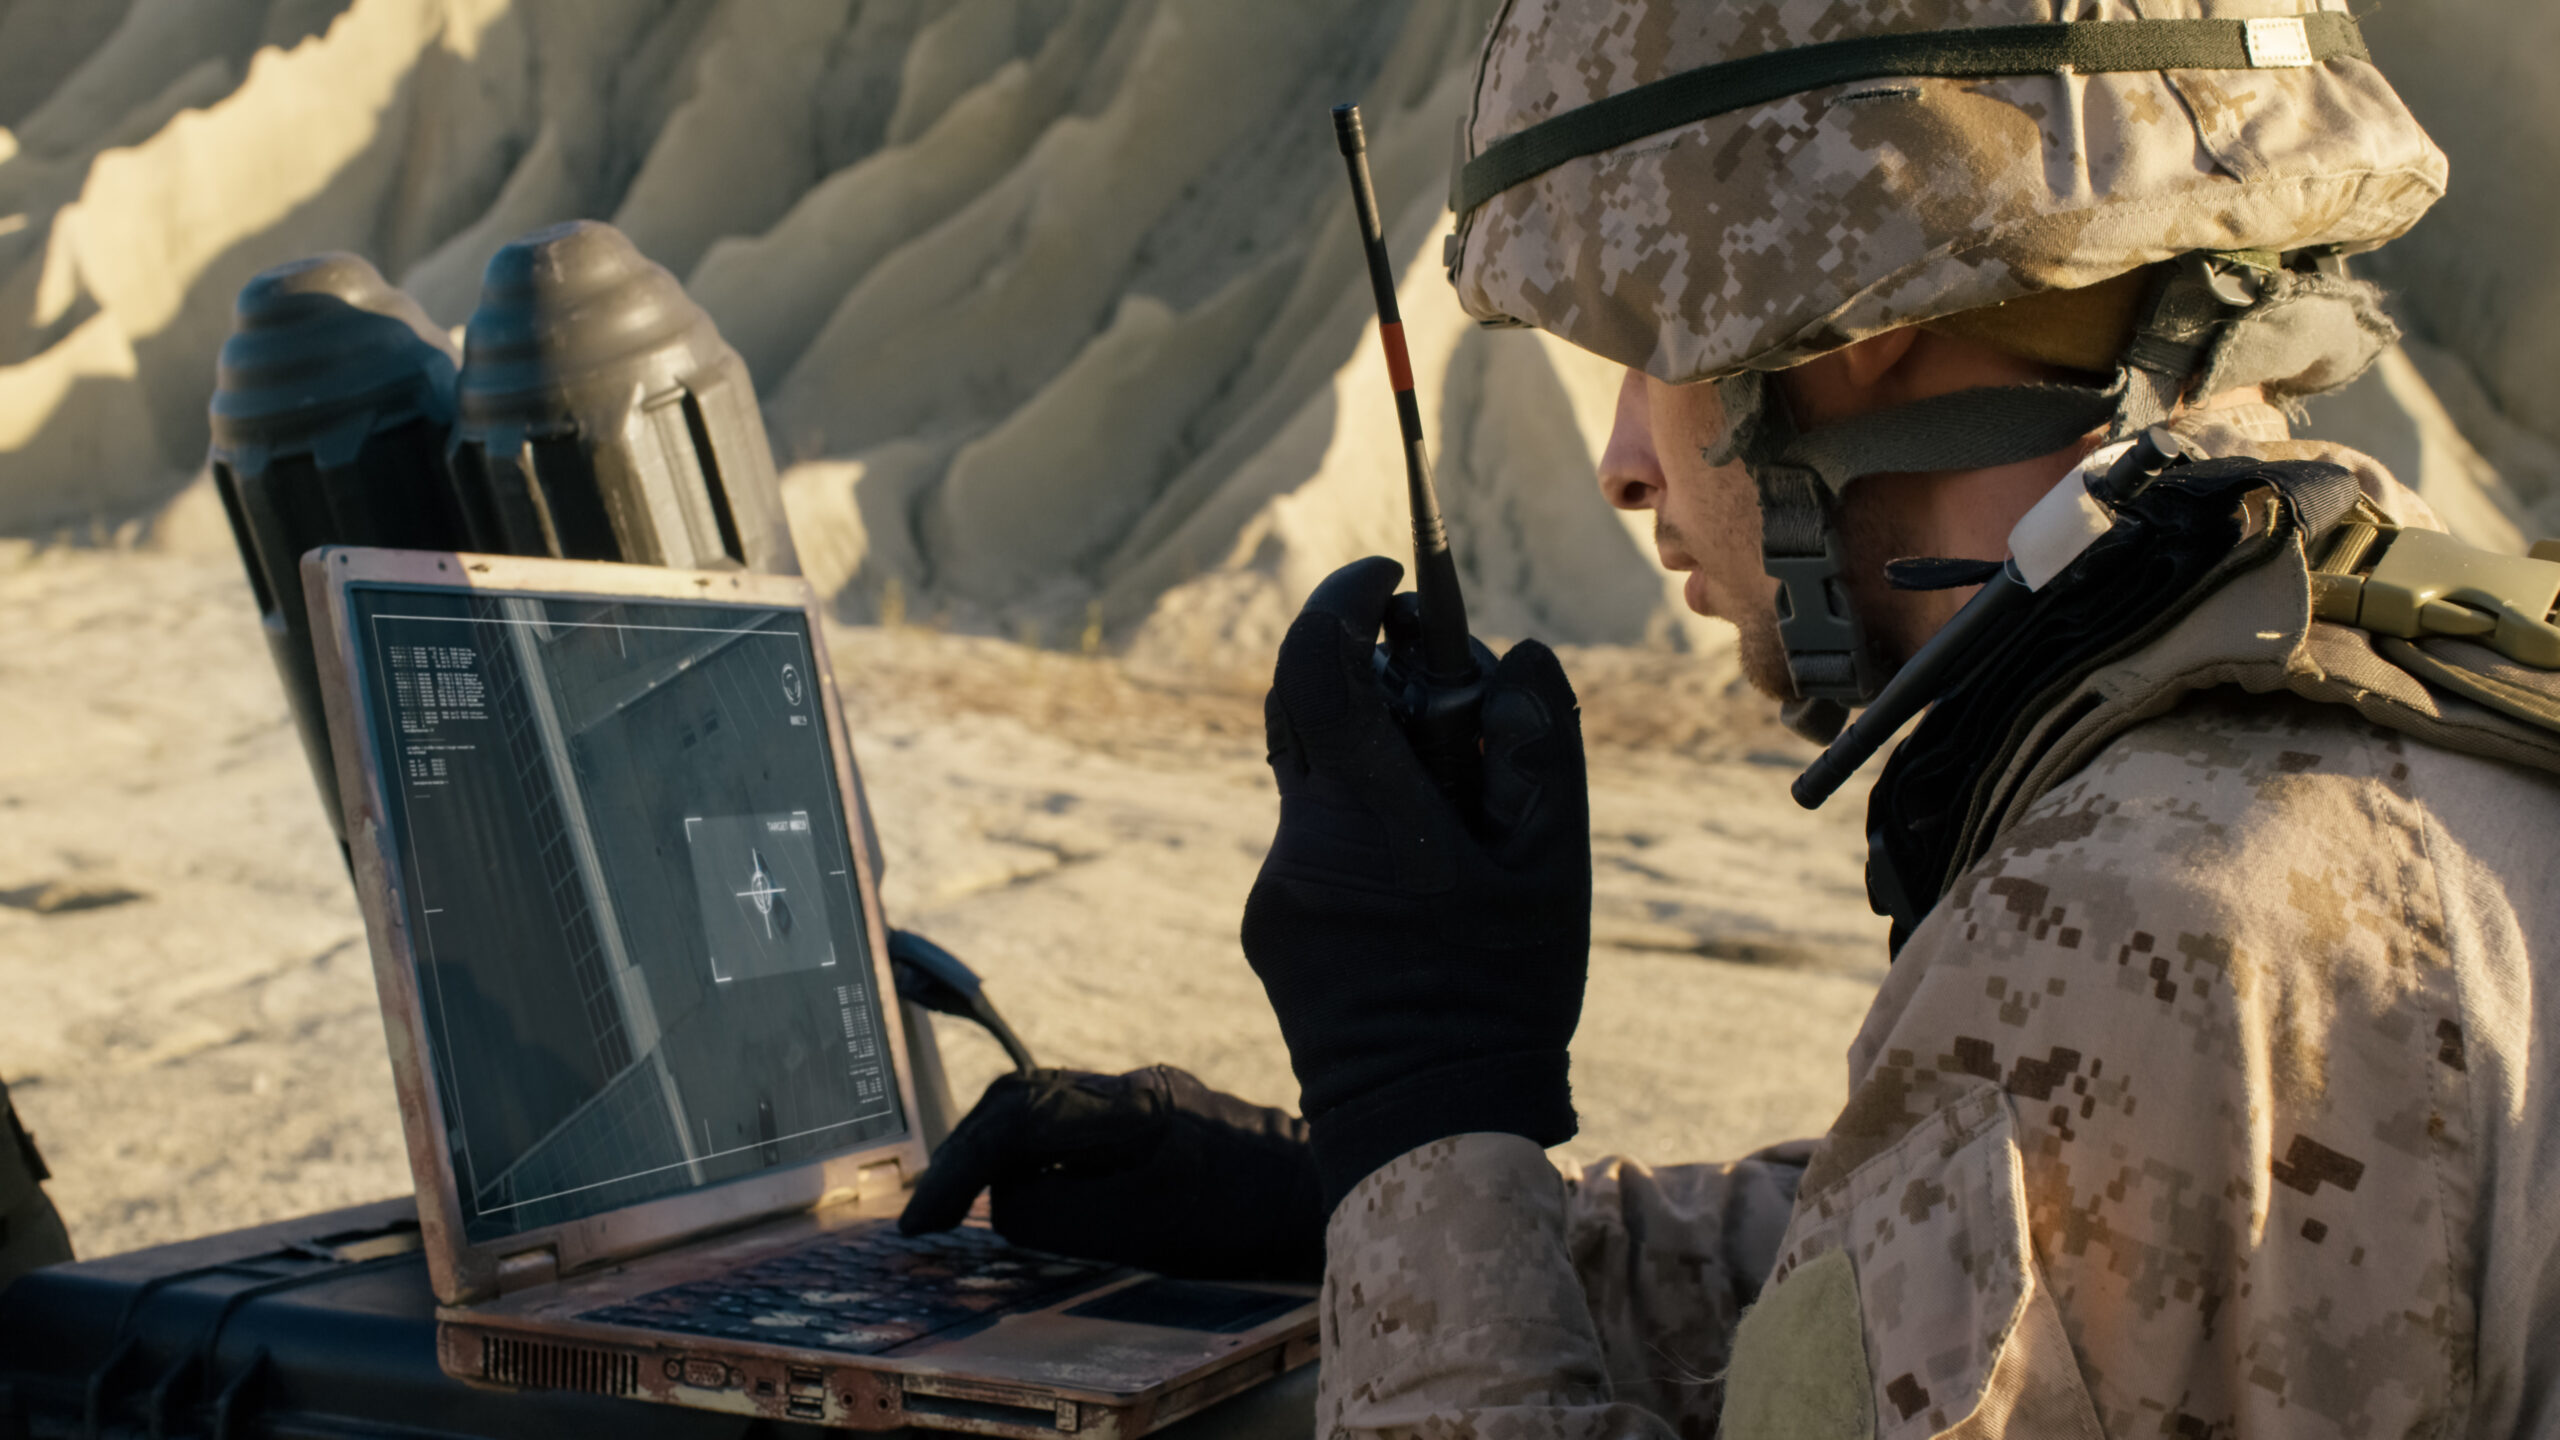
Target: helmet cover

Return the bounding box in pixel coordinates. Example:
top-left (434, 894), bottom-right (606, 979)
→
top-left (1448, 0), bottom-right (2447, 382)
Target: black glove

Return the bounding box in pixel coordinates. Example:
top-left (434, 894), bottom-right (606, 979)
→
top-left (1242, 556), bottom-right (1590, 1213)
top-left (897, 1066), bottom-right (1324, 1283)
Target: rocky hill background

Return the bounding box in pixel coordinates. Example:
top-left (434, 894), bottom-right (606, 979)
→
top-left (3, 0), bottom-right (2553, 677)
top-left (0, 0), bottom-right (1717, 687)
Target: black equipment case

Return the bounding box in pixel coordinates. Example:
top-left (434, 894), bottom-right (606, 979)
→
top-left (0, 1200), bottom-right (1314, 1440)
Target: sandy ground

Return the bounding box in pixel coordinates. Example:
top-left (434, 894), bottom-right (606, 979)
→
top-left (0, 524), bottom-right (1887, 1260)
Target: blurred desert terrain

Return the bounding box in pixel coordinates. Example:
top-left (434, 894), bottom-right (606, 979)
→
top-left (0, 0), bottom-right (2554, 1258)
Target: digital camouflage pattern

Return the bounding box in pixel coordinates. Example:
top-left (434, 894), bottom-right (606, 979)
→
top-left (1323, 1131), bottom-right (1809, 1440)
top-left (1318, 421), bottom-right (2560, 1439)
top-left (1448, 0), bottom-right (2447, 384)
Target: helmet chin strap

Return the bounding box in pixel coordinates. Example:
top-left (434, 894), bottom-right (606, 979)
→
top-left (1714, 371), bottom-right (2126, 742)
top-left (1715, 251), bottom-right (2394, 744)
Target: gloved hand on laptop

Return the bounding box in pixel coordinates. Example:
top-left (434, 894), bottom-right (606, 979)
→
top-left (898, 1065), bottom-right (1323, 1283)
top-left (1241, 557), bottom-right (1591, 1214)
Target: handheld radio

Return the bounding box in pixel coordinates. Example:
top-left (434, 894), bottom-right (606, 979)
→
top-left (1331, 103), bottom-right (1494, 802)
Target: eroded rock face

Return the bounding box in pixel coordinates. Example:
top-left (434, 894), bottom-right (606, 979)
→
top-left (0, 0), bottom-right (1718, 664)
top-left (0, 0), bottom-right (2549, 663)
top-left (2356, 0), bottom-right (2560, 522)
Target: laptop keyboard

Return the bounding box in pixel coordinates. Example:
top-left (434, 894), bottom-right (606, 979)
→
top-left (579, 1224), bottom-right (1118, 1354)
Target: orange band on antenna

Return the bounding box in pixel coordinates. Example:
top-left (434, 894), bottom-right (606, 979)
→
top-left (1378, 322), bottom-right (1415, 394)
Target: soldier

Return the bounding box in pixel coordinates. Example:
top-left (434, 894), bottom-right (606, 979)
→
top-left (909, 1), bottom-right (2560, 1435)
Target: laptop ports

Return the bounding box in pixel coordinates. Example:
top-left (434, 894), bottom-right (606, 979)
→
top-left (786, 1365), bottom-right (828, 1420)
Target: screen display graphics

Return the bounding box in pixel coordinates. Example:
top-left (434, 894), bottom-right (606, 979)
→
top-left (348, 585), bottom-right (903, 1242)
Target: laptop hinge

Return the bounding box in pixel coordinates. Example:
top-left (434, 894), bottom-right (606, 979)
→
top-left (858, 1159), bottom-right (905, 1199)
top-left (495, 1245), bottom-right (560, 1295)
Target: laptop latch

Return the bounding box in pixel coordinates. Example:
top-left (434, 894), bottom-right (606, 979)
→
top-left (495, 1245), bottom-right (559, 1295)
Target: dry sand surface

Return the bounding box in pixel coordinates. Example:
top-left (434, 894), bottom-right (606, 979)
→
top-left (0, 508), bottom-right (1886, 1259)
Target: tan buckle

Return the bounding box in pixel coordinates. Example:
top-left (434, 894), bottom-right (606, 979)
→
top-left (2313, 522), bottom-right (2560, 668)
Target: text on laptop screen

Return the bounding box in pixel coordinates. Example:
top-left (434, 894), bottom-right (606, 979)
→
top-left (348, 584), bottom-right (905, 1243)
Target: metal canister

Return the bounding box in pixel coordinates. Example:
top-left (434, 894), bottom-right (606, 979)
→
top-left (447, 221), bottom-right (797, 575)
top-left (208, 253), bottom-right (464, 853)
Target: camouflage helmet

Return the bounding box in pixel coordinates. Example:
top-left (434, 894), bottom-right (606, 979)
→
top-left (1444, 0), bottom-right (2447, 742)
top-left (1446, 0), bottom-right (2448, 386)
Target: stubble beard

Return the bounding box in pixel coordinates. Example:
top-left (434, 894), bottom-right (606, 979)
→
top-left (1656, 513), bottom-right (1795, 701)
top-left (1734, 613), bottom-right (1795, 702)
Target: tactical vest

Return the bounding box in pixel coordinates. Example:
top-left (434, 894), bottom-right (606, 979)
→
top-left (1867, 431), bottom-right (2560, 953)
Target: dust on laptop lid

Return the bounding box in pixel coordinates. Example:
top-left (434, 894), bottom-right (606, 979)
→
top-left (304, 549), bottom-right (927, 1305)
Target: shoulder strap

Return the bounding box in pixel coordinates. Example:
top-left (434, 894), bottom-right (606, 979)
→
top-left (1865, 455), bottom-right (2356, 951)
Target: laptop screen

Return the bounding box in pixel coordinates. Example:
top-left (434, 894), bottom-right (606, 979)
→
top-left (346, 582), bottom-right (906, 1243)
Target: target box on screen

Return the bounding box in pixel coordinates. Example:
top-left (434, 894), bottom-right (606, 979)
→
top-left (685, 812), bottom-right (841, 984)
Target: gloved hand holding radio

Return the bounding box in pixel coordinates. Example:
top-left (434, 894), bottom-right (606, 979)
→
top-left (1242, 556), bottom-right (1591, 1213)
top-left (899, 1065), bottom-right (1324, 1283)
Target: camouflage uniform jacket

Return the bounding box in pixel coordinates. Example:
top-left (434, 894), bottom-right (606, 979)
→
top-left (1320, 405), bottom-right (2560, 1439)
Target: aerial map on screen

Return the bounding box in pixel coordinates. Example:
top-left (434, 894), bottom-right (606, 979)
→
top-left (349, 585), bottom-right (904, 1242)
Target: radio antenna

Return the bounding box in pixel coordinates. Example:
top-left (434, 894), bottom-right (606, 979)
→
top-left (1332, 103), bottom-right (1474, 683)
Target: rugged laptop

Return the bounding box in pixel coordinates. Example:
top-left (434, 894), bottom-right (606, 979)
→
top-left (302, 547), bottom-right (1316, 1437)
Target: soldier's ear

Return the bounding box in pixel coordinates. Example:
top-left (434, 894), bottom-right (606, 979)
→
top-left (1838, 327), bottom-right (1922, 390)
top-left (1778, 328), bottom-right (1925, 429)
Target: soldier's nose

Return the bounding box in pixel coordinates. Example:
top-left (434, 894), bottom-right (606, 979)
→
top-left (1598, 367), bottom-right (1664, 513)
